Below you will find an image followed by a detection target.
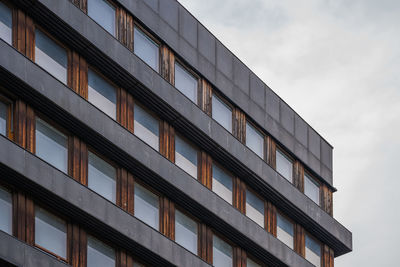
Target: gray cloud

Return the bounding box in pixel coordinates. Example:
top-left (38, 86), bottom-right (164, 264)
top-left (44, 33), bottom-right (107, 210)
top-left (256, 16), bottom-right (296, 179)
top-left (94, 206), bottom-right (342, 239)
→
top-left (178, 0), bottom-right (400, 266)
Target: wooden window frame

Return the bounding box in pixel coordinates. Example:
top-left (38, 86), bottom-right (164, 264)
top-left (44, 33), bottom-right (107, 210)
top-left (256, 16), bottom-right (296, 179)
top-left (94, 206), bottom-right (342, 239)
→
top-left (174, 206), bottom-right (200, 256)
top-left (34, 204), bottom-right (69, 263)
top-left (174, 132), bottom-right (200, 180)
top-left (1, 0), bottom-right (14, 43)
top-left (0, 93), bottom-right (14, 139)
top-left (211, 231), bottom-right (235, 267)
top-left (133, 179), bottom-right (162, 232)
top-left (211, 162), bottom-right (234, 205)
top-left (275, 145), bottom-right (295, 183)
top-left (305, 231), bottom-right (323, 267)
top-left (304, 170), bottom-right (322, 206)
top-left (133, 22), bottom-right (161, 73)
top-left (33, 25), bottom-right (71, 83)
top-left (86, 0), bottom-right (117, 36)
top-left (211, 92), bottom-right (234, 134)
top-left (173, 58), bottom-right (201, 105)
top-left (245, 119), bottom-right (266, 160)
top-left (245, 186), bottom-right (265, 228)
top-left (276, 211), bottom-right (295, 250)
top-left (132, 101), bottom-right (160, 151)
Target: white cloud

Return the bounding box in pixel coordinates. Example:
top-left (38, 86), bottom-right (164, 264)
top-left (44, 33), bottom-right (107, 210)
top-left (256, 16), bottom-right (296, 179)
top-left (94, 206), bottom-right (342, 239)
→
top-left (178, 0), bottom-right (400, 266)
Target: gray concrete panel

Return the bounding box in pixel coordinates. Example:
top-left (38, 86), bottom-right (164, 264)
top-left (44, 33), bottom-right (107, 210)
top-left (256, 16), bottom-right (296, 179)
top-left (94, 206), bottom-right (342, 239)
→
top-left (179, 5), bottom-right (197, 48)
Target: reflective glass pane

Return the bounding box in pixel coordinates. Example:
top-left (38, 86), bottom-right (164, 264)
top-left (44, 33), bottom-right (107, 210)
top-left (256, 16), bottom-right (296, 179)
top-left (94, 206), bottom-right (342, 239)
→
top-left (213, 235), bottom-right (232, 267)
top-left (276, 150), bottom-right (293, 182)
top-left (305, 174), bottom-right (320, 205)
top-left (134, 28), bottom-right (159, 71)
top-left (36, 118), bottom-right (68, 173)
top-left (246, 189), bottom-right (264, 227)
top-left (306, 235), bottom-right (321, 267)
top-left (212, 94), bottom-right (232, 133)
top-left (246, 122), bottom-right (263, 158)
top-left (88, 152), bottom-right (116, 203)
top-left (0, 187), bottom-right (12, 234)
top-left (88, 69), bottom-right (117, 119)
top-left (247, 258), bottom-right (261, 267)
top-left (134, 104), bottom-right (159, 150)
top-left (0, 101), bottom-right (7, 136)
top-left (277, 213), bottom-right (294, 249)
top-left (175, 63), bottom-right (198, 103)
top-left (88, 0), bottom-right (115, 35)
top-left (212, 164), bottom-right (232, 204)
top-left (87, 236), bottom-right (115, 267)
top-left (35, 207), bottom-right (67, 259)
top-left (175, 210), bottom-right (198, 254)
top-left (35, 30), bottom-right (67, 84)
top-left (0, 2), bottom-right (12, 44)
top-left (134, 183), bottom-right (159, 229)
top-left (175, 136), bottom-right (197, 179)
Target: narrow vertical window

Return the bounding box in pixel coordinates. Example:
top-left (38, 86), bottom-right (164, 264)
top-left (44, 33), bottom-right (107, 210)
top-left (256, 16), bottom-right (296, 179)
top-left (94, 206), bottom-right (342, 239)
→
top-left (305, 234), bottom-right (321, 267)
top-left (276, 149), bottom-right (293, 182)
top-left (88, 152), bottom-right (116, 203)
top-left (175, 210), bottom-right (198, 255)
top-left (0, 186), bottom-right (12, 235)
top-left (88, 0), bottom-right (116, 36)
top-left (246, 122), bottom-right (264, 158)
top-left (246, 189), bottom-right (264, 227)
top-left (134, 104), bottom-right (159, 151)
top-left (0, 100), bottom-right (8, 136)
top-left (0, 1), bottom-right (12, 44)
top-left (212, 164), bottom-right (232, 204)
top-left (276, 213), bottom-right (294, 249)
top-left (304, 173), bottom-right (320, 206)
top-left (134, 27), bottom-right (159, 71)
top-left (35, 207), bottom-right (67, 259)
top-left (87, 236), bottom-right (115, 267)
top-left (212, 94), bottom-right (232, 133)
top-left (247, 258), bottom-right (261, 267)
top-left (213, 235), bottom-right (232, 267)
top-left (174, 62), bottom-right (198, 103)
top-left (134, 183), bottom-right (159, 230)
top-left (88, 69), bottom-right (117, 119)
top-left (175, 135), bottom-right (198, 179)
top-left (35, 30), bottom-right (68, 84)
top-left (35, 118), bottom-right (68, 173)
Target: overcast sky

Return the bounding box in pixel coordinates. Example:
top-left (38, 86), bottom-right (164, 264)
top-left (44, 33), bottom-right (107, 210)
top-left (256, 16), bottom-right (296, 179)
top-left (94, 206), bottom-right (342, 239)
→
top-left (178, 0), bottom-right (400, 266)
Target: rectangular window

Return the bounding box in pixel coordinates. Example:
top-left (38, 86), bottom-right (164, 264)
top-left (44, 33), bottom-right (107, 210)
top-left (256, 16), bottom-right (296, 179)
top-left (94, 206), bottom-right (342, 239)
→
top-left (88, 69), bottom-right (117, 119)
top-left (304, 173), bottom-right (320, 206)
top-left (174, 62), bottom-right (198, 103)
top-left (0, 1), bottom-right (12, 44)
top-left (134, 104), bottom-right (159, 151)
top-left (305, 234), bottom-right (321, 267)
top-left (213, 235), bottom-right (232, 267)
top-left (35, 118), bottom-right (68, 173)
top-left (212, 164), bottom-right (232, 204)
top-left (276, 149), bottom-right (293, 182)
top-left (246, 122), bottom-right (264, 158)
top-left (277, 213), bottom-right (294, 249)
top-left (246, 189), bottom-right (264, 227)
top-left (87, 236), bottom-right (115, 267)
top-left (134, 27), bottom-right (159, 71)
top-left (247, 258), bottom-right (261, 267)
top-left (212, 94), bottom-right (232, 133)
top-left (134, 183), bottom-right (159, 230)
top-left (0, 100), bottom-right (8, 136)
top-left (175, 135), bottom-right (198, 179)
top-left (88, 152), bottom-right (116, 203)
top-left (35, 29), bottom-right (68, 84)
top-left (0, 186), bottom-right (12, 235)
top-left (175, 210), bottom-right (198, 255)
top-left (35, 207), bottom-right (67, 259)
top-left (88, 0), bottom-right (115, 36)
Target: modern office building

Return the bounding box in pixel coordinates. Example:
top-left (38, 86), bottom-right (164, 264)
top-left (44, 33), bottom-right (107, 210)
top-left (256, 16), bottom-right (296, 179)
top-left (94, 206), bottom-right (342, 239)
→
top-left (0, 0), bottom-right (352, 266)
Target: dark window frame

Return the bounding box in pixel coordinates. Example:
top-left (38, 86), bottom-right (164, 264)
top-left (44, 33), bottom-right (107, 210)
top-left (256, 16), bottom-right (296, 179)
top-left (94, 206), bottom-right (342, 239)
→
top-left (245, 119), bottom-right (266, 160)
top-left (133, 22), bottom-right (161, 73)
top-left (211, 92), bottom-right (234, 134)
top-left (173, 58), bottom-right (200, 105)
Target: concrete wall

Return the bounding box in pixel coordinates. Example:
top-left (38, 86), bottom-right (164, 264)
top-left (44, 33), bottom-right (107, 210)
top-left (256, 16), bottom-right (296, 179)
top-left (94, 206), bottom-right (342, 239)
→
top-left (0, 37), bottom-right (352, 256)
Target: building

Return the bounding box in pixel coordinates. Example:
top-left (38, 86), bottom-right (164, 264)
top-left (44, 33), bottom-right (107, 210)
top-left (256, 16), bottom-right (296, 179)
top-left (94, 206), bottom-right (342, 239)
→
top-left (0, 0), bottom-right (352, 266)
